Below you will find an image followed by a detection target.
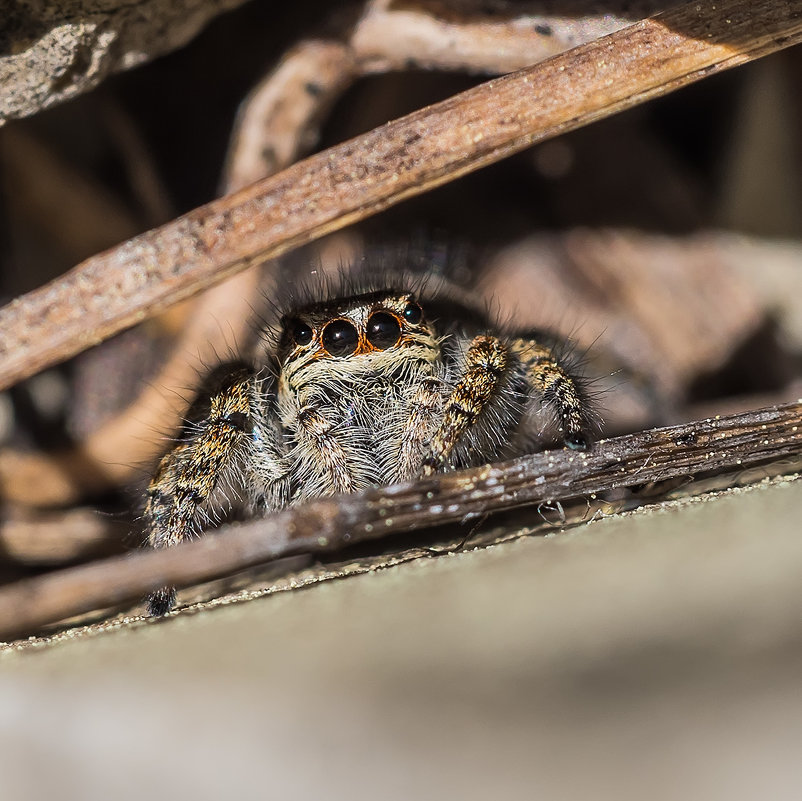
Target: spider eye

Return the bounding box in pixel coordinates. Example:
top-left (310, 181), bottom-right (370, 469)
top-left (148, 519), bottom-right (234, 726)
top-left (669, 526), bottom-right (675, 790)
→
top-left (402, 301), bottom-right (422, 325)
top-left (366, 312), bottom-right (401, 350)
top-left (291, 320), bottom-right (314, 346)
top-left (322, 319), bottom-right (359, 356)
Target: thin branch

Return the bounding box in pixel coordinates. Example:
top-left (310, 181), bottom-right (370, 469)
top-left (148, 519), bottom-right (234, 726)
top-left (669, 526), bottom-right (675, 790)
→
top-left (0, 401), bottom-right (800, 641)
top-left (1, 0), bottom-right (801, 391)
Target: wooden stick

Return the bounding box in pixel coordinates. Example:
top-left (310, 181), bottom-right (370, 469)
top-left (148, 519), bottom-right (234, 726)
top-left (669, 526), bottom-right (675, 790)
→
top-left (1, 0), bottom-right (801, 391)
top-left (0, 401), bottom-right (800, 641)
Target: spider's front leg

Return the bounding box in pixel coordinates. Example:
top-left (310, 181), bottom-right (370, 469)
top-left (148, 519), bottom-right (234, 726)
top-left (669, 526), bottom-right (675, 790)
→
top-left (144, 363), bottom-right (260, 616)
top-left (508, 334), bottom-right (593, 450)
top-left (422, 335), bottom-right (508, 475)
top-left (421, 332), bottom-right (593, 475)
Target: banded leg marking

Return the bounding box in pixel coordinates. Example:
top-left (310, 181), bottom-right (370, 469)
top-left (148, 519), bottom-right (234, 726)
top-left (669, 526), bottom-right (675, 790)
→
top-left (145, 366), bottom-right (255, 614)
top-left (422, 335), bottom-right (508, 475)
top-left (509, 338), bottom-right (588, 449)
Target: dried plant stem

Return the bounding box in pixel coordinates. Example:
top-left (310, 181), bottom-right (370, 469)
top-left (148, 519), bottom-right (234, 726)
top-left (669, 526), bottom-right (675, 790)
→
top-left (350, 0), bottom-right (649, 74)
top-left (0, 401), bottom-right (800, 641)
top-left (224, 41), bottom-right (357, 193)
top-left (1, 0), bottom-right (801, 391)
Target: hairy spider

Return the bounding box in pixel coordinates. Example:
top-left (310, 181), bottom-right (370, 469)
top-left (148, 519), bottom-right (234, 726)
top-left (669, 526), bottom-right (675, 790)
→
top-left (144, 273), bottom-right (598, 615)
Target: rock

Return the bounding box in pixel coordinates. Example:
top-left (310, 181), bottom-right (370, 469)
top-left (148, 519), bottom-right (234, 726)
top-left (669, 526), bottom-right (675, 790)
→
top-left (0, 0), bottom-right (248, 125)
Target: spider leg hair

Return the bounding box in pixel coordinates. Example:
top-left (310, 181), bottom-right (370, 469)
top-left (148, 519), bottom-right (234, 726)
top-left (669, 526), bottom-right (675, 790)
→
top-left (143, 362), bottom-right (264, 615)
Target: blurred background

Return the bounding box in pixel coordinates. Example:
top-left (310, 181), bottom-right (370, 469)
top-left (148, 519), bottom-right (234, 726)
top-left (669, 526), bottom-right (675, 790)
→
top-left (2, 1), bottom-right (802, 798)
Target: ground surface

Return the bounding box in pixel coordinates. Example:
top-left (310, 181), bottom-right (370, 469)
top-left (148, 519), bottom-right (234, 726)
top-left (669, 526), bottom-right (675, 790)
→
top-left (2, 473), bottom-right (801, 800)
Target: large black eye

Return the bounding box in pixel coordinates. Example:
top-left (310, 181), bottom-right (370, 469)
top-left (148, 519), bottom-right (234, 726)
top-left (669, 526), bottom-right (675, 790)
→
top-left (403, 301), bottom-right (422, 324)
top-left (291, 320), bottom-right (313, 346)
top-left (366, 312), bottom-right (401, 350)
top-left (322, 319), bottom-right (359, 356)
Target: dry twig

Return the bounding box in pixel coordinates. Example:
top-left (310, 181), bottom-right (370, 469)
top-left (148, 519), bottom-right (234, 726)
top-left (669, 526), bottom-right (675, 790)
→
top-left (0, 400), bottom-right (800, 641)
top-left (1, 0), bottom-right (801, 391)
top-left (350, 0), bottom-right (658, 74)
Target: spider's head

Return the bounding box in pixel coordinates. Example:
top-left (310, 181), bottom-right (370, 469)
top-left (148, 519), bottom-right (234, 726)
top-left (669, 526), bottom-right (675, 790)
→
top-left (278, 290), bottom-right (438, 386)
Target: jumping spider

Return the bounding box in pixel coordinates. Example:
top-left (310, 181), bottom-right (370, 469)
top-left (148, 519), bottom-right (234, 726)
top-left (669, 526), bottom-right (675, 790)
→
top-left (144, 273), bottom-right (597, 615)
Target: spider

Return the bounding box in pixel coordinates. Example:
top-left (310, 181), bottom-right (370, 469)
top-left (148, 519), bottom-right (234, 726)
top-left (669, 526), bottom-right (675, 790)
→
top-left (144, 272), bottom-right (598, 615)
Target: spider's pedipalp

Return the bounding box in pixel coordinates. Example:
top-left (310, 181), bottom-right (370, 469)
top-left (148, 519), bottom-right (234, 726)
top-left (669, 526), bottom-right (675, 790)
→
top-left (422, 334), bottom-right (509, 475)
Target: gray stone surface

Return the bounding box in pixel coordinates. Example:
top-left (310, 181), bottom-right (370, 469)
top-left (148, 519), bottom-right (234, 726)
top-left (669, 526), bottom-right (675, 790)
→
top-left (1, 0), bottom-right (248, 124)
top-left (2, 475), bottom-right (802, 799)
